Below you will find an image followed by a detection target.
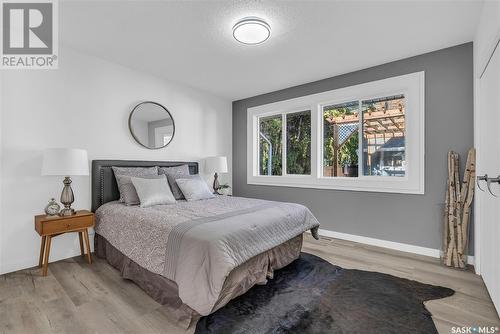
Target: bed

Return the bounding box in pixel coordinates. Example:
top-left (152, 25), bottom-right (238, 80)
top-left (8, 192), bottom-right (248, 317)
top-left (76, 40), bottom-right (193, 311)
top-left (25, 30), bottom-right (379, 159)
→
top-left (91, 160), bottom-right (320, 328)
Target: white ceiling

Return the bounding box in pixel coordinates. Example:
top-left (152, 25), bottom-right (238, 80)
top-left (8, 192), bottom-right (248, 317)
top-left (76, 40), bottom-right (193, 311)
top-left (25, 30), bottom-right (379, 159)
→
top-left (60, 0), bottom-right (483, 101)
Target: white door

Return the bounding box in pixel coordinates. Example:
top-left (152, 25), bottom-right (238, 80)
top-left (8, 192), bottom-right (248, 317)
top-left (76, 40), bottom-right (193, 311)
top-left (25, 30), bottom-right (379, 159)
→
top-left (477, 42), bottom-right (500, 316)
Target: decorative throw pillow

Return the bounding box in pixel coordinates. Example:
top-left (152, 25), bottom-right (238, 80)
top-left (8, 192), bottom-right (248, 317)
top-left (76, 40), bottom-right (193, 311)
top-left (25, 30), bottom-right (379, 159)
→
top-left (176, 176), bottom-right (215, 202)
top-left (131, 175), bottom-right (176, 208)
top-left (165, 174), bottom-right (201, 200)
top-left (112, 166), bottom-right (158, 202)
top-left (158, 165), bottom-right (191, 200)
top-left (115, 174), bottom-right (164, 206)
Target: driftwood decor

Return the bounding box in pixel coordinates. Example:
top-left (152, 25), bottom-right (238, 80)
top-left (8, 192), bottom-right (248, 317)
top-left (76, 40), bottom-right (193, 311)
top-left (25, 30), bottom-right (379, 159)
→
top-left (442, 148), bottom-right (476, 268)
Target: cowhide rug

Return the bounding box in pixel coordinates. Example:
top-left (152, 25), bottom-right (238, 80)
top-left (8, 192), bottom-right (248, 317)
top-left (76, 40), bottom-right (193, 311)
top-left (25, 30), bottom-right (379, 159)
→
top-left (195, 252), bottom-right (454, 334)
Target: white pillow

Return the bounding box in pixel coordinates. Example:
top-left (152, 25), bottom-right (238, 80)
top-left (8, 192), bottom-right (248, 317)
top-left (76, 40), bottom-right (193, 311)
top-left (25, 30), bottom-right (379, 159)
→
top-left (176, 177), bottom-right (215, 201)
top-left (131, 175), bottom-right (176, 208)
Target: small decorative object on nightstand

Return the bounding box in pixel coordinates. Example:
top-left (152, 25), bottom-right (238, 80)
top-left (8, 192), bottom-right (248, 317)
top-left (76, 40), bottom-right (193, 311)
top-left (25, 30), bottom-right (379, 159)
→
top-left (41, 148), bottom-right (89, 216)
top-left (217, 184), bottom-right (231, 195)
top-left (35, 210), bottom-right (94, 276)
top-left (205, 156), bottom-right (228, 194)
top-left (44, 198), bottom-right (61, 216)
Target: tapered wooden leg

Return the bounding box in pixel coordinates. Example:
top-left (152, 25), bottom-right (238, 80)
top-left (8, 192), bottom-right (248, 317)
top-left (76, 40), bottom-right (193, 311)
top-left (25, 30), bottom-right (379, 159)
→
top-left (42, 236), bottom-right (52, 276)
top-left (78, 231), bottom-right (84, 256)
top-left (83, 229), bottom-right (92, 264)
top-left (38, 236), bottom-right (46, 268)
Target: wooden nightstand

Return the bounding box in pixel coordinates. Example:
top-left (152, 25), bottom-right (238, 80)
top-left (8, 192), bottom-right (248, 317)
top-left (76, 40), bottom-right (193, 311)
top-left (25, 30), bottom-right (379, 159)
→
top-left (35, 210), bottom-right (94, 276)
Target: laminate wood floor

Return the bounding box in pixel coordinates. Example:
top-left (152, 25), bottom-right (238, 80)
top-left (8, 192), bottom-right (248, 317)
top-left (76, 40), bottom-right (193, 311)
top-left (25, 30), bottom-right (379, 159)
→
top-left (1, 235), bottom-right (498, 334)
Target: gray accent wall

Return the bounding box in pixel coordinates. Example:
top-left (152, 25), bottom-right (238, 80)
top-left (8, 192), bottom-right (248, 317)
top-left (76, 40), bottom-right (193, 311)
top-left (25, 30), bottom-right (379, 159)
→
top-left (232, 43), bottom-right (473, 251)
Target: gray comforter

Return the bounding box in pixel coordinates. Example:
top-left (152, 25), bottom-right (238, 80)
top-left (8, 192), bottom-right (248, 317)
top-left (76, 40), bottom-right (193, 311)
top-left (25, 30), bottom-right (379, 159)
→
top-left (95, 196), bottom-right (320, 315)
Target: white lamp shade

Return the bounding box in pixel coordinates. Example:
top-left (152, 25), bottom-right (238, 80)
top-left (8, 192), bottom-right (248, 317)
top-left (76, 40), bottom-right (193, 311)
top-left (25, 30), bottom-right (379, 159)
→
top-left (41, 148), bottom-right (89, 176)
top-left (204, 156), bottom-right (228, 174)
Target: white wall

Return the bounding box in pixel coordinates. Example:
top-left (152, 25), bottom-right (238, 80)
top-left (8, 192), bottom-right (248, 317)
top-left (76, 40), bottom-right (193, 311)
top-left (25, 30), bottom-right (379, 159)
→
top-left (0, 46), bottom-right (232, 274)
top-left (474, 0), bottom-right (500, 76)
top-left (473, 0), bottom-right (500, 275)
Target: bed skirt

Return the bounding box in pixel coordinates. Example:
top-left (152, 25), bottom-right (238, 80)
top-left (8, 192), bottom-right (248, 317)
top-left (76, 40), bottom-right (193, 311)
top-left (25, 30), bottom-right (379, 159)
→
top-left (95, 233), bottom-right (303, 329)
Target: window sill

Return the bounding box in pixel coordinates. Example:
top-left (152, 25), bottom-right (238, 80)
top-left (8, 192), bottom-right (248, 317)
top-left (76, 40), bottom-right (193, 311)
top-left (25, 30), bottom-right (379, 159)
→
top-left (247, 176), bottom-right (424, 194)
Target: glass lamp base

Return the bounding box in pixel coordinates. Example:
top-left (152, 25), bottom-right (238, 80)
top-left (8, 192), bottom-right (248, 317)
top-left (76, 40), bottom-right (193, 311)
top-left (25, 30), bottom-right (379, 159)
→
top-left (60, 176), bottom-right (76, 216)
top-left (59, 208), bottom-right (76, 216)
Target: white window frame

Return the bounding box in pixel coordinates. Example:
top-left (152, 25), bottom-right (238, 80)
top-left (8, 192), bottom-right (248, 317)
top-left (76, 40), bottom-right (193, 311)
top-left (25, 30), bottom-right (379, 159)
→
top-left (247, 71), bottom-right (425, 194)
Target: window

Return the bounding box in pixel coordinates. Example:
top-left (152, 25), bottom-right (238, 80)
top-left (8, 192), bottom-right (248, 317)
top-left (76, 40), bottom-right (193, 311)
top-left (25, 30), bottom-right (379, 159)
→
top-left (286, 111), bottom-right (311, 175)
top-left (258, 111), bottom-right (311, 176)
top-left (259, 115), bottom-right (282, 175)
top-left (362, 95), bottom-right (406, 177)
top-left (323, 101), bottom-right (359, 178)
top-left (247, 72), bottom-right (424, 194)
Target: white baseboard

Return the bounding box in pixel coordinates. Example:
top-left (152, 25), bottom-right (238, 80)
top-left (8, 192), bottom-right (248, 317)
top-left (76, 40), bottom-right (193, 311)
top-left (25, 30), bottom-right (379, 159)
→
top-left (313, 228), bottom-right (475, 266)
top-left (2, 229), bottom-right (475, 275)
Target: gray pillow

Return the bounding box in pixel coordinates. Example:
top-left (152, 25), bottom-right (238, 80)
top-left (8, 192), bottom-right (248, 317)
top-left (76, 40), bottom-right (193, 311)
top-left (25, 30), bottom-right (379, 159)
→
top-left (166, 174), bottom-right (201, 200)
top-left (158, 165), bottom-right (191, 200)
top-left (131, 175), bottom-right (176, 208)
top-left (112, 166), bottom-right (158, 202)
top-left (115, 174), bottom-right (164, 206)
top-left (176, 176), bottom-right (215, 201)
top-left (158, 164), bottom-right (190, 175)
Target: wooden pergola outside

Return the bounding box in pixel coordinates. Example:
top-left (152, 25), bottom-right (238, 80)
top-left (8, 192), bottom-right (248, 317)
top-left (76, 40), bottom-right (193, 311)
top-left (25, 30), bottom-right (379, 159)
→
top-left (324, 97), bottom-right (406, 177)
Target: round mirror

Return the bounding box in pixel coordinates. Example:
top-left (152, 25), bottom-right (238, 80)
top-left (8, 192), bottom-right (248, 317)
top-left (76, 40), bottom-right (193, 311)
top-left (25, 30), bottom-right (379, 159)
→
top-left (129, 102), bottom-right (175, 149)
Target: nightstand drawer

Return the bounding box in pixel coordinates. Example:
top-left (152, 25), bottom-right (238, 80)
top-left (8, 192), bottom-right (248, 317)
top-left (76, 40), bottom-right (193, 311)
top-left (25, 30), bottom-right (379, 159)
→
top-left (42, 215), bottom-right (93, 234)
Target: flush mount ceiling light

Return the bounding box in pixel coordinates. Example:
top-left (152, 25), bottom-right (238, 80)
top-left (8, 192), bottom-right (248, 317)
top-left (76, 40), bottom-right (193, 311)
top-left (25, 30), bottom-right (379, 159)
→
top-left (232, 17), bottom-right (271, 45)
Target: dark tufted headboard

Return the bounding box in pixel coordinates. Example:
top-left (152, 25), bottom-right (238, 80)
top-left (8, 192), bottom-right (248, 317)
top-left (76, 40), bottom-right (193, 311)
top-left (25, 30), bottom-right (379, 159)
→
top-left (91, 160), bottom-right (198, 212)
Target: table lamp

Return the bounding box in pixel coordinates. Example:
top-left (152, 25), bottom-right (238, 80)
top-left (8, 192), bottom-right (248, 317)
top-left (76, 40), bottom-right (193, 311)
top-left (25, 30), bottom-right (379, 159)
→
top-left (204, 156), bottom-right (228, 194)
top-left (41, 148), bottom-right (89, 216)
